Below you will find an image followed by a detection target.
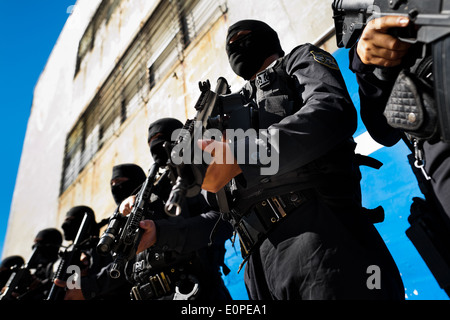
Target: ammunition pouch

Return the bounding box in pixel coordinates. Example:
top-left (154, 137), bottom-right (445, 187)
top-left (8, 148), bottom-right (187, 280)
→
top-left (127, 249), bottom-right (200, 300)
top-left (130, 267), bottom-right (200, 301)
top-left (130, 269), bottom-right (174, 300)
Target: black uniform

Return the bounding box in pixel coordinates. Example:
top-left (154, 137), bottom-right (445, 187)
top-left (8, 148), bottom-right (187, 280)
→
top-left (0, 256), bottom-right (24, 288)
top-left (61, 206), bottom-right (127, 300)
top-left (1, 229), bottom-right (62, 300)
top-left (224, 20), bottom-right (405, 300)
top-left (348, 47), bottom-right (450, 222)
top-left (79, 249), bottom-right (130, 300)
top-left (127, 182), bottom-right (233, 300)
top-left (125, 118), bottom-right (233, 300)
top-left (79, 164), bottom-right (147, 300)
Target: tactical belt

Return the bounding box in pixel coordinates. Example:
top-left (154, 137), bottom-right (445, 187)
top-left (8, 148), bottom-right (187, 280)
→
top-left (232, 189), bottom-right (314, 269)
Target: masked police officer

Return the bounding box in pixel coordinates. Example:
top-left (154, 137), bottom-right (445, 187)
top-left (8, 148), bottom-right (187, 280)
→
top-left (55, 206), bottom-right (118, 300)
top-left (199, 19), bottom-right (405, 300)
top-left (119, 118), bottom-right (233, 300)
top-left (1, 228), bottom-right (62, 300)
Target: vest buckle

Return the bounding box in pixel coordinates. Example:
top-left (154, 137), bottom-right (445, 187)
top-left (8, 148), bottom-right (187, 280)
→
top-left (256, 70), bottom-right (271, 89)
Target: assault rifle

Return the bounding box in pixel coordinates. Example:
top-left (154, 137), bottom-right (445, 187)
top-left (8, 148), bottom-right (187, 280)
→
top-left (96, 78), bottom-right (246, 277)
top-left (96, 162), bottom-right (165, 279)
top-left (0, 248), bottom-right (38, 300)
top-left (46, 212), bottom-right (95, 300)
top-left (332, 0), bottom-right (450, 141)
top-left (164, 77), bottom-right (244, 217)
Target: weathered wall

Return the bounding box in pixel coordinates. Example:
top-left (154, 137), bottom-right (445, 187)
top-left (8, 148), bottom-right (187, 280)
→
top-left (4, 0), bottom-right (102, 258)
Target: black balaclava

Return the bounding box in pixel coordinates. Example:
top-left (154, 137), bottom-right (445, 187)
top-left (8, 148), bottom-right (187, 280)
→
top-left (111, 163), bottom-right (147, 205)
top-left (61, 205), bottom-right (97, 241)
top-left (33, 228), bottom-right (63, 265)
top-left (0, 255), bottom-right (24, 269)
top-left (226, 19), bottom-right (284, 80)
top-left (147, 118), bottom-right (184, 166)
top-left (0, 255), bottom-right (25, 287)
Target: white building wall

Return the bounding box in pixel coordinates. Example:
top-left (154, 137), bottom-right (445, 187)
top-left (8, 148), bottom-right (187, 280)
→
top-left (4, 0), bottom-right (101, 258)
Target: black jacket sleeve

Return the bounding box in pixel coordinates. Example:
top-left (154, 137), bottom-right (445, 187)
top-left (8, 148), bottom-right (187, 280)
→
top-left (235, 44), bottom-right (358, 187)
top-left (153, 194), bottom-right (233, 255)
top-left (80, 262), bottom-right (131, 300)
top-left (348, 45), bottom-right (403, 146)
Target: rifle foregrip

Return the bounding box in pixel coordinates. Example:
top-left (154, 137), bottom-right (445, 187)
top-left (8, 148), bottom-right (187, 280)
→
top-left (96, 215), bottom-right (123, 255)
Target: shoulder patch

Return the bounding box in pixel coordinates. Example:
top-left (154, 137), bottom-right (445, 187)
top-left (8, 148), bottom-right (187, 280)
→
top-left (310, 51), bottom-right (339, 70)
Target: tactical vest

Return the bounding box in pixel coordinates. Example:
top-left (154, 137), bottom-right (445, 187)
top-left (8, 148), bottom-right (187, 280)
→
top-left (224, 56), bottom-right (383, 262)
top-left (240, 56), bottom-right (302, 130)
top-left (230, 55), bottom-right (361, 204)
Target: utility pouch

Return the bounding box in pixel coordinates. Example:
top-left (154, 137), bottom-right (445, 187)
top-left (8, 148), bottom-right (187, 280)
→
top-left (384, 69), bottom-right (438, 141)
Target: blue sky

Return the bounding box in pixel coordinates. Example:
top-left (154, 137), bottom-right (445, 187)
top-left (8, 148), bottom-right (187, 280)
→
top-left (0, 1), bottom-right (76, 260)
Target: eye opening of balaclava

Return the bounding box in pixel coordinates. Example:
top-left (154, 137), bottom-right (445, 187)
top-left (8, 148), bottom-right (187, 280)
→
top-left (111, 163), bottom-right (146, 205)
top-left (147, 118), bottom-right (184, 166)
top-left (226, 19), bottom-right (284, 80)
top-left (61, 206), bottom-right (97, 242)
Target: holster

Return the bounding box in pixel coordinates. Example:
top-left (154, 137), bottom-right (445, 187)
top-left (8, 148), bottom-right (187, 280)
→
top-left (231, 189), bottom-right (313, 262)
top-left (384, 68), bottom-right (439, 141)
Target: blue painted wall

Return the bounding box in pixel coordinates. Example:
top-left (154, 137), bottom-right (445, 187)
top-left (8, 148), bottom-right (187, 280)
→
top-left (334, 47), bottom-right (448, 300)
top-left (220, 48), bottom-right (449, 300)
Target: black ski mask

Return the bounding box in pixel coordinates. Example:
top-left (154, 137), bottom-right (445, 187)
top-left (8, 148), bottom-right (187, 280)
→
top-left (32, 228), bottom-right (63, 265)
top-left (0, 255), bottom-right (24, 287)
top-left (61, 206), bottom-right (96, 241)
top-left (0, 255), bottom-right (24, 270)
top-left (147, 118), bottom-right (183, 166)
top-left (226, 20), bottom-right (284, 80)
top-left (111, 164), bottom-right (146, 205)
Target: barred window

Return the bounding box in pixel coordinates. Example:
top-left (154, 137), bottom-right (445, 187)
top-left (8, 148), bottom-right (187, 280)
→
top-left (61, 0), bottom-right (226, 194)
top-left (75, 0), bottom-right (121, 76)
